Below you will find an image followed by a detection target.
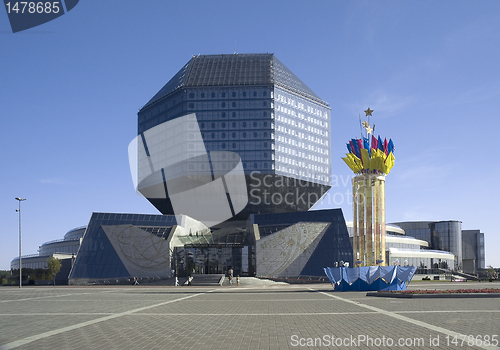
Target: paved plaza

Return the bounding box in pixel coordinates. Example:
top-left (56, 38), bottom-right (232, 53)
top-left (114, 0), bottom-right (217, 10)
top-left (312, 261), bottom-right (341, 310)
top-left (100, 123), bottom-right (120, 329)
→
top-left (0, 281), bottom-right (499, 350)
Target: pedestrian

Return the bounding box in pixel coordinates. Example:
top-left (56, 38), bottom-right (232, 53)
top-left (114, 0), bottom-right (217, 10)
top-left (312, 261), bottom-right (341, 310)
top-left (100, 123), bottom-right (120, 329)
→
top-left (228, 268), bottom-right (233, 285)
top-left (236, 275), bottom-right (240, 286)
top-left (133, 276), bottom-right (139, 285)
top-left (175, 277), bottom-right (179, 286)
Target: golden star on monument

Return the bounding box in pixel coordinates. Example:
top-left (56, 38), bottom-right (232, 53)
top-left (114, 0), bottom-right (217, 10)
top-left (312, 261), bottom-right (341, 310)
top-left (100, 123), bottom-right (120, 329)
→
top-left (361, 120), bottom-right (373, 135)
top-left (364, 108), bottom-right (373, 116)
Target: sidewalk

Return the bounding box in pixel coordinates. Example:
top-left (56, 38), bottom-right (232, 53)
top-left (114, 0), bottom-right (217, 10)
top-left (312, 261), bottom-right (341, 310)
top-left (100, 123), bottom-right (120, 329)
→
top-left (0, 282), bottom-right (498, 349)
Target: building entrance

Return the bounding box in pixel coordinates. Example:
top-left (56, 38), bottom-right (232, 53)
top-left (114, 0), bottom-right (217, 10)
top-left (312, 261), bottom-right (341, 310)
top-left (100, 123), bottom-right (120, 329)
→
top-left (173, 246), bottom-right (250, 277)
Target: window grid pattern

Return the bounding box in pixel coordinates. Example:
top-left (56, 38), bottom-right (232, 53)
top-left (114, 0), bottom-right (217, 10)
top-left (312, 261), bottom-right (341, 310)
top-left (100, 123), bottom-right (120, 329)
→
top-left (274, 87), bottom-right (331, 185)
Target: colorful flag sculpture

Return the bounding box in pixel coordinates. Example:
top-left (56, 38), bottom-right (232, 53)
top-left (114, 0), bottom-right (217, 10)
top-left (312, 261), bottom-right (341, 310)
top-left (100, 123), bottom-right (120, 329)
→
top-left (341, 109), bottom-right (397, 272)
top-left (342, 135), bottom-right (395, 175)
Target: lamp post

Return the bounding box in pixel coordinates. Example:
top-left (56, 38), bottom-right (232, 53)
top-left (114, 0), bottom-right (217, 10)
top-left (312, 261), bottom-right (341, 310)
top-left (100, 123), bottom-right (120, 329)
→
top-left (15, 197), bottom-right (26, 289)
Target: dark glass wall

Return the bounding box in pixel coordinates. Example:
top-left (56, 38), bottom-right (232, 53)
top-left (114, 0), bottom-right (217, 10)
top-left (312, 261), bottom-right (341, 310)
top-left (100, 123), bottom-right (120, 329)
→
top-left (462, 229), bottom-right (486, 273)
top-left (390, 221), bottom-right (433, 243)
top-left (430, 221), bottom-right (462, 270)
top-left (251, 208), bottom-right (353, 276)
top-left (69, 213), bottom-right (177, 280)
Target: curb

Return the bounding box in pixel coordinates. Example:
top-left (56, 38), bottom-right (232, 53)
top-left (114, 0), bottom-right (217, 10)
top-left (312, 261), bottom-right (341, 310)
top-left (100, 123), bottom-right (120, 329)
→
top-left (366, 292), bottom-right (500, 299)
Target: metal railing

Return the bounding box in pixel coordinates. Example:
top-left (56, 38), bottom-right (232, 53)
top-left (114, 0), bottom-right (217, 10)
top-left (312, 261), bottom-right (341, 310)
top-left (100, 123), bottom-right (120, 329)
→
top-left (40, 238), bottom-right (80, 246)
top-left (261, 275), bottom-right (329, 284)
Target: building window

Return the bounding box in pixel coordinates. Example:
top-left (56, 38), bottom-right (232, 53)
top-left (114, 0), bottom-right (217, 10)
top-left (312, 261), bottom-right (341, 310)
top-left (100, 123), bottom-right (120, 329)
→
top-left (211, 122), bottom-right (215, 128)
top-left (200, 123), bottom-right (205, 129)
top-left (222, 122), bottom-right (226, 128)
top-left (243, 92), bottom-right (246, 97)
top-left (243, 122), bottom-right (247, 128)
top-left (264, 121), bottom-right (267, 127)
top-left (222, 112), bottom-right (226, 118)
top-left (211, 133), bottom-right (215, 139)
top-left (253, 91), bottom-right (257, 97)
top-left (189, 93), bottom-right (194, 98)
top-left (232, 102), bottom-right (236, 108)
top-left (263, 112), bottom-right (267, 117)
top-left (243, 132), bottom-right (247, 138)
top-left (263, 101), bottom-right (267, 107)
top-left (232, 143), bottom-right (236, 148)
top-left (201, 93), bottom-right (205, 98)
top-left (263, 91), bottom-right (267, 96)
top-left (222, 92), bottom-right (226, 97)
top-left (264, 163), bottom-right (268, 168)
top-left (232, 92), bottom-right (236, 97)
top-left (232, 122), bottom-right (236, 128)
top-left (211, 92), bottom-right (215, 98)
top-left (253, 122), bottom-right (257, 127)
top-left (232, 112), bottom-right (236, 118)
top-left (253, 132), bottom-right (257, 138)
top-left (232, 132), bottom-right (236, 138)
top-left (221, 102), bottom-right (225, 108)
top-left (222, 133), bottom-right (226, 139)
top-left (254, 163), bottom-right (257, 168)
top-left (188, 103), bottom-right (194, 109)
top-left (222, 143), bottom-right (226, 149)
top-left (264, 132), bottom-right (268, 138)
top-left (264, 142), bottom-right (268, 148)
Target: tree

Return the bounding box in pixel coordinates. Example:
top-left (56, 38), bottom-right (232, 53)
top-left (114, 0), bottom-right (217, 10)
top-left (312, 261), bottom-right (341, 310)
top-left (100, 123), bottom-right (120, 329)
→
top-left (486, 265), bottom-right (498, 281)
top-left (47, 256), bottom-right (61, 286)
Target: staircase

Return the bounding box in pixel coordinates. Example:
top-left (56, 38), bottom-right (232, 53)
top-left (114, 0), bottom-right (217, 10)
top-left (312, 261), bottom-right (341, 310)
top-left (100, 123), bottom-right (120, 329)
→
top-left (187, 274), bottom-right (225, 286)
top-left (438, 268), bottom-right (478, 281)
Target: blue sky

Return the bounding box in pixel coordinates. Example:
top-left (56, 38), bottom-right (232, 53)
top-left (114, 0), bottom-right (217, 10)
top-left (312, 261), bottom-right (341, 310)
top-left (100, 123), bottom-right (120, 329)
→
top-left (1, 1), bottom-right (499, 270)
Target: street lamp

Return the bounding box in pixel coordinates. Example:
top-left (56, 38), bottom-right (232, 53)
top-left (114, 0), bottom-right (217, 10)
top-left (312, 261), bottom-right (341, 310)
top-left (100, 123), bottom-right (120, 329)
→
top-left (15, 197), bottom-right (26, 289)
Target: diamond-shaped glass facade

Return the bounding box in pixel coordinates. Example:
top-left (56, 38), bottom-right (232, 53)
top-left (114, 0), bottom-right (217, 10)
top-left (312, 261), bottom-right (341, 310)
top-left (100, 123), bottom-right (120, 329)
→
top-left (137, 54), bottom-right (331, 218)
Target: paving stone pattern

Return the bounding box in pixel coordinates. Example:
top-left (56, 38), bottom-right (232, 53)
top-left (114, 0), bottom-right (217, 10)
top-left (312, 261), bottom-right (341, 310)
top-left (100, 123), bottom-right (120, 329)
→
top-left (0, 282), bottom-right (498, 350)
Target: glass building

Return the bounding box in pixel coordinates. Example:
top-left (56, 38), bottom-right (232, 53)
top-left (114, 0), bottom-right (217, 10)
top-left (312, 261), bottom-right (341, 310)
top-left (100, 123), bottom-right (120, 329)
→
top-left (390, 221), bottom-right (433, 243)
top-left (137, 54), bottom-right (331, 218)
top-left (10, 226), bottom-right (84, 284)
top-left (346, 222), bottom-right (456, 271)
top-left (390, 220), bottom-right (487, 273)
top-left (68, 213), bottom-right (178, 283)
top-left (429, 221), bottom-right (462, 269)
top-left (462, 229), bottom-right (485, 275)
top-left (38, 226), bottom-right (85, 256)
top-left (64, 209), bottom-right (351, 284)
